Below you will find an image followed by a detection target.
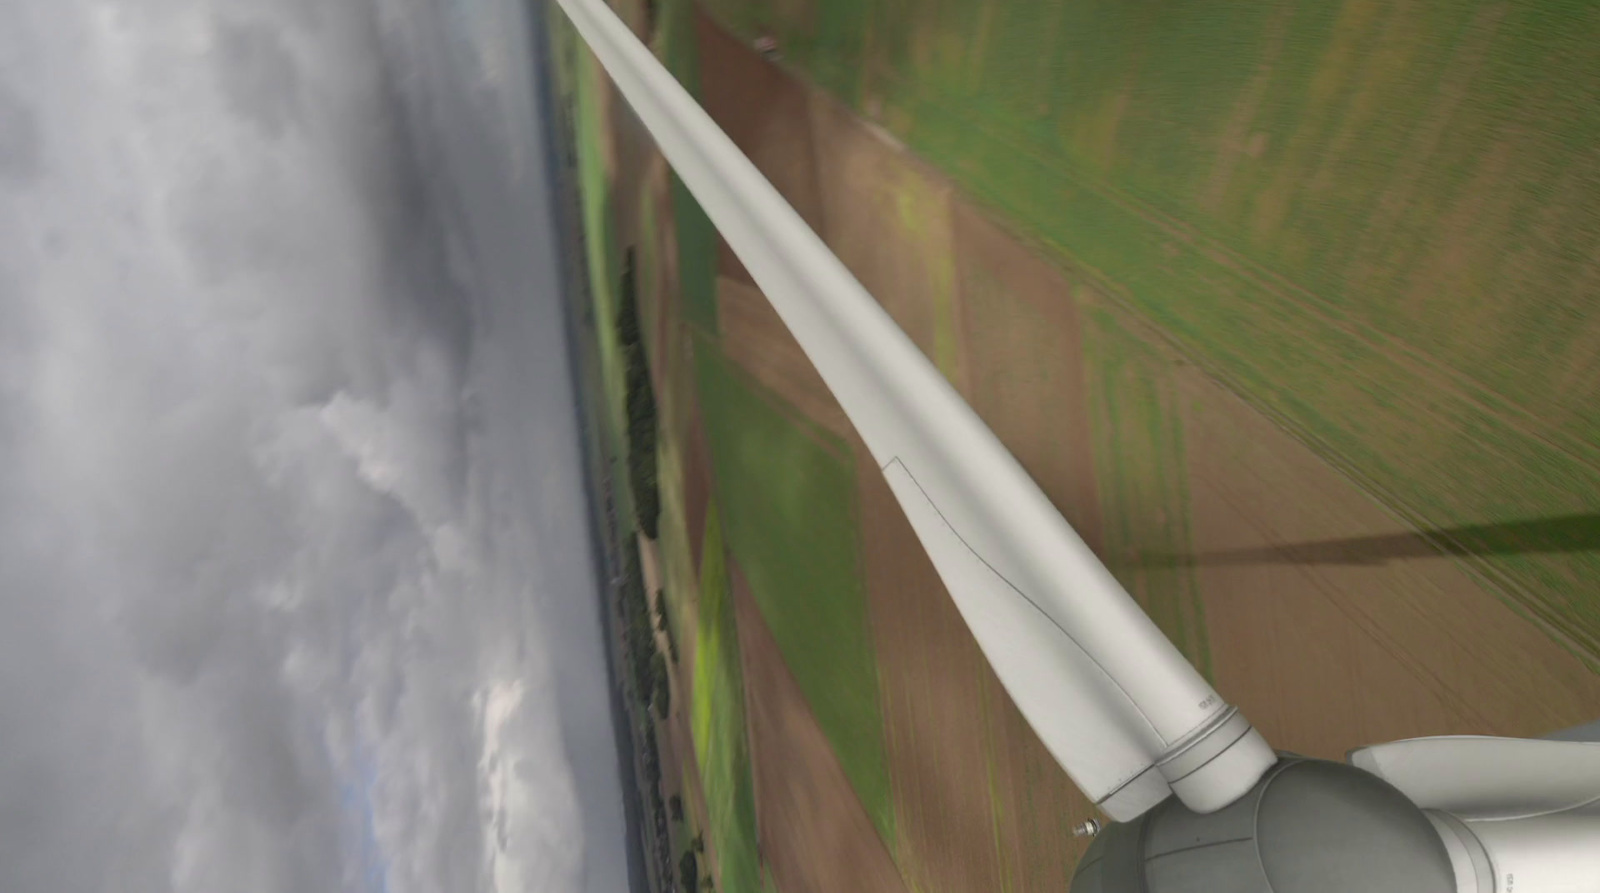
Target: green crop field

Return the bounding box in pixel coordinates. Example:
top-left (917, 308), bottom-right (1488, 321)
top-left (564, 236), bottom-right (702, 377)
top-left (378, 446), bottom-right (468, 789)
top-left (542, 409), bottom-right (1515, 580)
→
top-left (637, 183), bottom-right (702, 659)
top-left (658, 0), bottom-right (721, 333)
top-left (694, 341), bottom-right (896, 847)
top-left (554, 10), bottom-right (642, 534)
top-left (1083, 306), bottom-right (1211, 678)
top-left (697, 0), bottom-right (1600, 663)
top-left (690, 506), bottom-right (762, 893)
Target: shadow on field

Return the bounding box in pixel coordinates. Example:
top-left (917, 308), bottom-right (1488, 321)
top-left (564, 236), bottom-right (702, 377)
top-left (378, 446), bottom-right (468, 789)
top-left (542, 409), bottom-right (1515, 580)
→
top-left (1143, 512), bottom-right (1600, 567)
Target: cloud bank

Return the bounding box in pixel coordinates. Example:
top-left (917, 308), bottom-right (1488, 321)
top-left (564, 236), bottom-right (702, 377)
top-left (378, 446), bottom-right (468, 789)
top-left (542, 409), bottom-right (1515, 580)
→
top-left (0, 0), bottom-right (625, 891)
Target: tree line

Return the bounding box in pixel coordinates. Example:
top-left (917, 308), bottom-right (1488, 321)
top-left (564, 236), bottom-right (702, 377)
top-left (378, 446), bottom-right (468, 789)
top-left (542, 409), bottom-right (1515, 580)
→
top-left (614, 246), bottom-right (709, 892)
top-left (617, 249), bottom-right (660, 540)
top-left (618, 549), bottom-right (672, 719)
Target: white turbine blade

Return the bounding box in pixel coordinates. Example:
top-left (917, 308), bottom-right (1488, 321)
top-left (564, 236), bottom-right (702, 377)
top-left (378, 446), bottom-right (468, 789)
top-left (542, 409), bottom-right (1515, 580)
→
top-left (554, 0), bottom-right (1275, 817)
top-left (1350, 736), bottom-right (1600, 820)
top-left (1353, 737), bottom-right (1600, 889)
top-left (881, 460), bottom-right (1173, 819)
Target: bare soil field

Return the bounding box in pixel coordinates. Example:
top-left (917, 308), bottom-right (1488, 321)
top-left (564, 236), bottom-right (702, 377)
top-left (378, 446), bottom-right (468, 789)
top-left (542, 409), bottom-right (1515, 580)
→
top-left (950, 198), bottom-right (1104, 557)
top-left (715, 275), bottom-right (852, 439)
top-left (683, 400), bottom-right (713, 576)
top-left (855, 429), bottom-right (1112, 893)
top-left (982, 679), bottom-right (1102, 892)
top-left (694, 10), bottom-right (828, 288)
top-left (642, 153), bottom-right (676, 388)
top-left (731, 564), bottom-right (908, 893)
top-left (806, 86), bottom-right (963, 379)
top-left (1175, 352), bottom-right (1600, 749)
top-left (854, 435), bottom-right (1012, 892)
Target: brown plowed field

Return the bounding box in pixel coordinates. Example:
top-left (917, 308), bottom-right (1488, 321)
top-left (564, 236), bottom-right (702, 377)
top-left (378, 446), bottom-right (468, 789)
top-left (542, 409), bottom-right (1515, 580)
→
top-left (715, 275), bottom-right (852, 439)
top-left (694, 10), bottom-right (828, 288)
top-left (1177, 361), bottom-right (1600, 750)
top-left (683, 398), bottom-right (713, 576)
top-left (806, 86), bottom-right (957, 371)
top-left (857, 430), bottom-right (1114, 891)
top-left (730, 563), bottom-right (908, 893)
top-left (951, 199), bottom-right (1105, 556)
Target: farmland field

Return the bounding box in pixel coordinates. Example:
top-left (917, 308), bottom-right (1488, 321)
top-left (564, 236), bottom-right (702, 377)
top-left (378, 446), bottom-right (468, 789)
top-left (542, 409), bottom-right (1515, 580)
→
top-left (690, 506), bottom-right (762, 893)
top-left (698, 0), bottom-right (1600, 665)
top-left (558, 0), bottom-right (1600, 890)
top-left (733, 562), bottom-right (908, 893)
top-left (659, 0), bottom-right (721, 334)
top-left (695, 341), bottom-right (896, 846)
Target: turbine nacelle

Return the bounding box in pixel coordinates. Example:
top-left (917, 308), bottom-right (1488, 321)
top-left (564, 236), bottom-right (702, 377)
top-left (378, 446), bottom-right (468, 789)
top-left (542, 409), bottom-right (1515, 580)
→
top-left (1073, 736), bottom-right (1600, 893)
top-left (1071, 756), bottom-right (1458, 893)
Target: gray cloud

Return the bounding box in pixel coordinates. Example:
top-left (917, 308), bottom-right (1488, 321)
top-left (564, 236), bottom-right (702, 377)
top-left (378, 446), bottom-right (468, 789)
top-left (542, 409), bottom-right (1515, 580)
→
top-left (0, 85), bottom-right (41, 184)
top-left (214, 19), bottom-right (304, 138)
top-left (0, 0), bottom-right (626, 891)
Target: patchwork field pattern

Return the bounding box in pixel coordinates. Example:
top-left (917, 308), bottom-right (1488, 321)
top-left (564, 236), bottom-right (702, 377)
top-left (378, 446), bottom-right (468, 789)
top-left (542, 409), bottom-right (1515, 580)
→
top-left (700, 0), bottom-right (1600, 664)
top-left (695, 342), bottom-right (896, 847)
top-left (690, 506), bottom-right (762, 893)
top-left (563, 2), bottom-right (1600, 890)
top-left (733, 564), bottom-right (908, 893)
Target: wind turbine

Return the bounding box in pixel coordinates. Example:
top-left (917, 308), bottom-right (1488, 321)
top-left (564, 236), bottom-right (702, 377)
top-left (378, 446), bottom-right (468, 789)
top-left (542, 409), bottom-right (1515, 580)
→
top-left (551, 0), bottom-right (1600, 888)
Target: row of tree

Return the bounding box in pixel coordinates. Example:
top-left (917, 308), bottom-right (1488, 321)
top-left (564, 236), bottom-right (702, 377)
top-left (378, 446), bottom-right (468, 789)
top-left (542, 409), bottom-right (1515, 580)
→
top-left (617, 249), bottom-right (661, 540)
top-left (679, 836), bottom-right (712, 893)
top-left (615, 517), bottom-right (677, 889)
top-left (655, 588), bottom-right (679, 664)
top-left (619, 549), bottom-right (671, 719)
top-left (637, 721), bottom-right (675, 890)
top-left (613, 247), bottom-right (710, 893)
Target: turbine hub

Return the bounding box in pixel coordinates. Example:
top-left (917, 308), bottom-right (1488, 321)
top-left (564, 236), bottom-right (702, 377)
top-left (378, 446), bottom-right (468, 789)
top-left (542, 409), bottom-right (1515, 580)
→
top-left (1070, 756), bottom-right (1455, 893)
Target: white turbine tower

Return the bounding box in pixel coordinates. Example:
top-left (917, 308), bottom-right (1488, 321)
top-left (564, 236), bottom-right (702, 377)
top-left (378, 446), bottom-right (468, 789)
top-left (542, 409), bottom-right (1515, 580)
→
top-left (550, 0), bottom-right (1600, 889)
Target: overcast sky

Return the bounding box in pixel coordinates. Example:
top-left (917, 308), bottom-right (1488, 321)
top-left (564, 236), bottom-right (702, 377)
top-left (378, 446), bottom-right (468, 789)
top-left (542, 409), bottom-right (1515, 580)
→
top-left (0, 1), bottom-right (628, 891)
